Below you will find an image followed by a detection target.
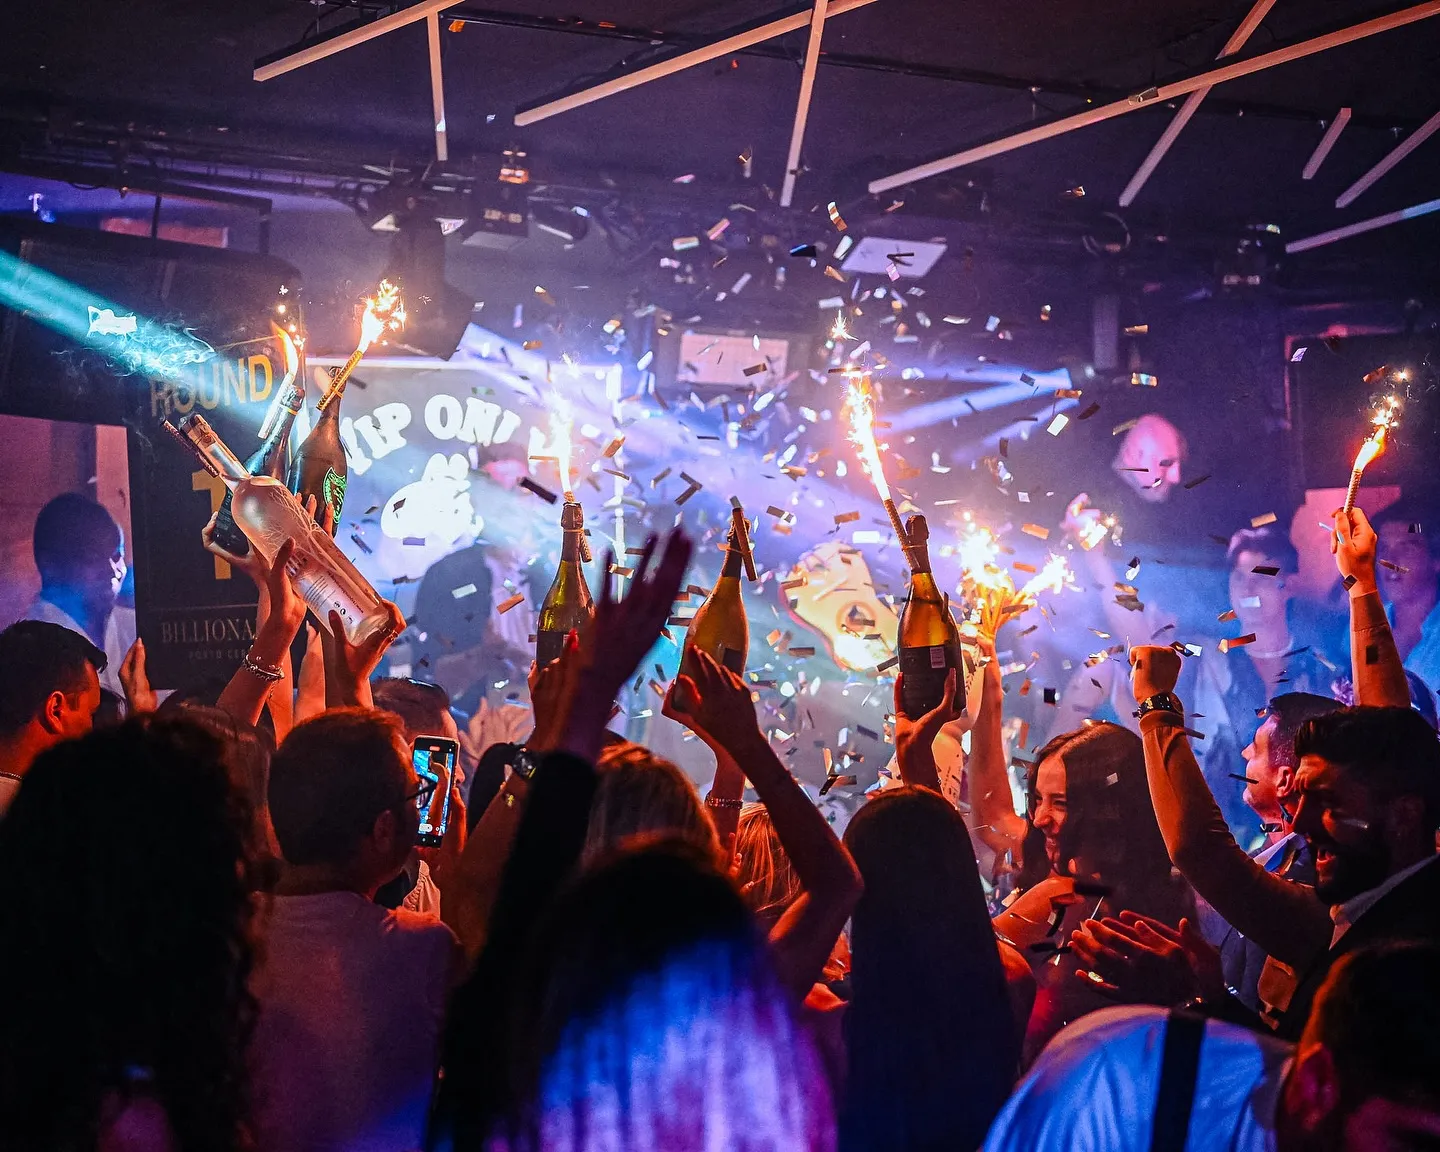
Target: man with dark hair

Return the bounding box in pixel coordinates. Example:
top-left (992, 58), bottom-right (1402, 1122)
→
top-left (21, 494), bottom-right (135, 699)
top-left (985, 940), bottom-right (1440, 1151)
top-left (1198, 691), bottom-right (1340, 1015)
top-left (1133, 642), bottom-right (1440, 1041)
top-left (251, 708), bottom-right (459, 1152)
top-left (0, 620), bottom-right (106, 815)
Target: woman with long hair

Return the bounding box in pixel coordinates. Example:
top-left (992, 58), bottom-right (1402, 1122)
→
top-left (950, 651), bottom-right (1190, 1061)
top-left (493, 841), bottom-right (835, 1152)
top-left (840, 785), bottom-right (1019, 1152)
top-left (0, 716), bottom-right (258, 1152)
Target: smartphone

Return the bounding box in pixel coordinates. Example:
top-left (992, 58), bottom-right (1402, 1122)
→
top-left (412, 735), bottom-right (459, 848)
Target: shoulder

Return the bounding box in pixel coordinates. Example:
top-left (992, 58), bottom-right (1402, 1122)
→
top-left (385, 906), bottom-right (461, 958)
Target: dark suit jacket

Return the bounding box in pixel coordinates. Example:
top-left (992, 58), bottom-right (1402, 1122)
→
top-left (1277, 855), bottom-right (1440, 1041)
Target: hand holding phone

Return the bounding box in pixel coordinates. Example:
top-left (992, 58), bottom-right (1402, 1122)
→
top-left (412, 734), bottom-right (460, 848)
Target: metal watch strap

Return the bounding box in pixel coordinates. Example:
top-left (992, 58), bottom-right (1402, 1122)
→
top-left (705, 794), bottom-right (743, 810)
top-left (511, 747), bottom-right (540, 780)
top-left (1135, 692), bottom-right (1183, 719)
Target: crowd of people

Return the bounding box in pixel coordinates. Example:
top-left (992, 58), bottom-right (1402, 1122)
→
top-left (2, 486), bottom-right (1439, 1152)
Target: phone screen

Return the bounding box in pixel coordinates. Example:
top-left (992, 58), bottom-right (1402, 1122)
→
top-left (412, 735), bottom-right (459, 848)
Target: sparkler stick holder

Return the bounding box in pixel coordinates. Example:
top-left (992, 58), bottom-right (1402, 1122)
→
top-left (883, 497), bottom-right (921, 571)
top-left (316, 347), bottom-right (364, 412)
top-left (1342, 469), bottom-right (1365, 515)
top-left (732, 506), bottom-right (758, 582)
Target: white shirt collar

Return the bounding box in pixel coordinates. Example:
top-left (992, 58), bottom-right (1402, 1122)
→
top-left (1330, 855), bottom-right (1437, 946)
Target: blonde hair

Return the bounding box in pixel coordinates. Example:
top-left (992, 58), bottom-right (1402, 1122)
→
top-left (734, 804), bottom-right (801, 930)
top-left (583, 742), bottom-right (720, 865)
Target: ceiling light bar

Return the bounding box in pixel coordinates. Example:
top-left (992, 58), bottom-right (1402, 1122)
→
top-left (426, 13), bottom-right (448, 162)
top-left (1335, 106), bottom-right (1440, 207)
top-left (1118, 0), bottom-right (1277, 207)
top-left (779, 0), bottom-right (830, 208)
top-left (870, 0), bottom-right (1440, 195)
top-left (254, 0), bottom-right (459, 82)
top-left (1302, 107), bottom-right (1352, 179)
top-left (1286, 194), bottom-right (1440, 252)
top-left (514, 0), bottom-right (878, 127)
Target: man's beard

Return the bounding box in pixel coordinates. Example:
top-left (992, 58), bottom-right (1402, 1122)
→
top-left (1312, 826), bottom-right (1393, 905)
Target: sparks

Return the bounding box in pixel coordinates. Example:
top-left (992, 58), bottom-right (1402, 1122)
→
top-left (358, 279), bottom-right (406, 353)
top-left (548, 401), bottom-right (575, 498)
top-left (1344, 393), bottom-right (1403, 513)
top-left (1020, 553), bottom-right (1076, 598)
top-left (844, 373), bottom-right (890, 503)
top-left (830, 310), bottom-right (852, 342)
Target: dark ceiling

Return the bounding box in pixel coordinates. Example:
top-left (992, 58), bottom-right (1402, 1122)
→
top-left (3, 0), bottom-right (1440, 293)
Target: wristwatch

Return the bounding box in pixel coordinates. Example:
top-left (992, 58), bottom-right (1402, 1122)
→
top-left (511, 746), bottom-right (541, 781)
top-left (1134, 692), bottom-right (1183, 720)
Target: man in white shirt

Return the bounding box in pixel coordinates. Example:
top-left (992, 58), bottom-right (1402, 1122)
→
top-left (19, 493), bottom-right (135, 699)
top-left (985, 940), bottom-right (1440, 1151)
top-left (0, 621), bottom-right (105, 817)
top-left (251, 708), bottom-right (460, 1152)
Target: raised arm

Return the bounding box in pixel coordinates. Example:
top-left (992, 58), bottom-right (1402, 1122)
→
top-left (1335, 508), bottom-right (1410, 708)
top-left (666, 648), bottom-right (863, 1000)
top-left (1129, 646), bottom-right (1332, 968)
top-left (964, 652), bottom-right (1028, 857)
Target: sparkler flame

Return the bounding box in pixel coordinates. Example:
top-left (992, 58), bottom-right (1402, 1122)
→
top-left (957, 526), bottom-right (1075, 640)
top-left (1344, 393), bottom-right (1402, 515)
top-left (844, 373), bottom-right (891, 502)
top-left (258, 323), bottom-right (301, 441)
top-left (1020, 553), bottom-right (1075, 598)
top-left (357, 279), bottom-right (405, 353)
top-left (549, 402), bottom-right (575, 498)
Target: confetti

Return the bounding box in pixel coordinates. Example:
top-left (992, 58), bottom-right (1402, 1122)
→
top-left (402, 537), bottom-right (426, 546)
top-left (602, 436), bottom-right (625, 458)
top-left (497, 593), bottom-right (525, 614)
top-left (1183, 474), bottom-right (1211, 490)
top-left (1131, 372), bottom-right (1158, 387)
top-left (1218, 609), bottom-right (1237, 622)
top-left (827, 201), bottom-right (847, 231)
top-left (1046, 413), bottom-right (1069, 436)
top-left (1020, 524), bottom-right (1050, 540)
top-left (875, 655), bottom-right (899, 673)
top-left (519, 477), bottom-right (558, 504)
top-left (743, 363), bottom-right (768, 377)
top-left (1290, 346), bottom-right (1307, 362)
top-left (451, 583), bottom-right (479, 599)
top-left (1251, 565), bottom-right (1280, 577)
top-left (834, 511), bottom-right (861, 525)
top-left (1220, 634), bottom-right (1258, 653)
top-left (1250, 512), bottom-right (1277, 528)
top-left (1077, 402), bottom-right (1102, 421)
top-left (673, 236), bottom-right (700, 251)
top-left (349, 534), bottom-right (372, 554)
top-left (791, 243), bottom-right (818, 258)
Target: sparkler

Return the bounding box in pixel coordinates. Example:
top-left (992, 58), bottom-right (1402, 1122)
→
top-left (843, 372), bottom-right (920, 569)
top-left (317, 279), bottom-right (405, 412)
top-left (957, 522), bottom-right (1075, 641)
top-left (258, 323), bottom-right (301, 441)
top-left (1343, 392), bottom-right (1402, 514)
top-left (544, 401), bottom-right (592, 562)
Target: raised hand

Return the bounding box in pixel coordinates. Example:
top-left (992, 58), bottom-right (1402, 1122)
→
top-left (1070, 914), bottom-right (1208, 1004)
top-left (663, 646), bottom-right (760, 752)
top-left (118, 638), bottom-right (158, 714)
top-left (891, 666), bottom-right (961, 792)
top-left (583, 530), bottom-right (693, 697)
top-left (324, 601), bottom-right (405, 708)
top-left (1129, 644), bottom-right (1182, 703)
top-left (1332, 506), bottom-right (1378, 595)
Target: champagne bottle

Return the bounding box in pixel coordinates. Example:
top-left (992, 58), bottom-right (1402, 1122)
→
top-left (179, 414), bottom-right (391, 644)
top-left (682, 507), bottom-right (751, 676)
top-left (290, 367), bottom-right (348, 534)
top-left (535, 499), bottom-right (594, 666)
top-left (897, 513), bottom-right (963, 717)
top-left (212, 376), bottom-right (306, 555)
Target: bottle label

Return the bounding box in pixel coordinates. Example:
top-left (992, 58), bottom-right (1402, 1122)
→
top-left (717, 644), bottom-right (745, 674)
top-left (536, 629), bottom-right (565, 667)
top-left (899, 644), bottom-right (957, 717)
top-left (323, 468), bottom-right (347, 523)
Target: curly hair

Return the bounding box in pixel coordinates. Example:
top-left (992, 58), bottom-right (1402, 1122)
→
top-left (0, 716), bottom-right (258, 1152)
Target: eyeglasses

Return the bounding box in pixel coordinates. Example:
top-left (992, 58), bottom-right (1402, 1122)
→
top-left (404, 779), bottom-right (438, 812)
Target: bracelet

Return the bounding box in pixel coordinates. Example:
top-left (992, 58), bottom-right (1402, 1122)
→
top-left (1134, 692), bottom-right (1183, 720)
top-left (705, 794), bottom-right (743, 810)
top-left (241, 652), bottom-right (285, 683)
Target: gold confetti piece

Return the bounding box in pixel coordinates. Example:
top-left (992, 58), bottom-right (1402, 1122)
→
top-left (1020, 523), bottom-right (1050, 540)
top-left (824, 265), bottom-right (847, 282)
top-left (1124, 324), bottom-right (1149, 336)
top-left (1112, 419), bottom-right (1138, 436)
top-left (1250, 512), bottom-right (1277, 528)
top-left (834, 511), bottom-right (861, 524)
top-left (1218, 609), bottom-right (1237, 622)
top-left (602, 468), bottom-right (631, 480)
top-left (1013, 562), bottom-right (1038, 575)
top-left (1362, 364), bottom-right (1389, 385)
top-left (651, 467), bottom-right (672, 486)
top-left (827, 201), bottom-right (847, 230)
top-left (667, 616), bottom-right (694, 626)
top-left (875, 655), bottom-right (899, 673)
top-left (1056, 388), bottom-right (1083, 399)
top-left (676, 484), bottom-right (702, 506)
top-left (522, 339), bottom-right (542, 350)
top-left (602, 436), bottom-right (625, 458)
top-left (743, 363), bottom-right (767, 376)
top-left (609, 565), bottom-right (635, 577)
top-left (533, 285), bottom-right (557, 306)
top-left (789, 647), bottom-right (816, 657)
top-left (625, 547), bottom-right (648, 556)
top-left (1183, 474), bottom-right (1210, 489)
top-left (497, 592), bottom-right (525, 614)
top-left (673, 236), bottom-right (700, 251)
top-left (1220, 633), bottom-right (1258, 653)
top-left (707, 217), bottom-right (730, 240)
top-left (451, 583), bottom-right (479, 599)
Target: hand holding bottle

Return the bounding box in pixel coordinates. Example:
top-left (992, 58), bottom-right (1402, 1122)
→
top-left (664, 646), bottom-right (761, 754)
top-left (323, 601), bottom-right (404, 708)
